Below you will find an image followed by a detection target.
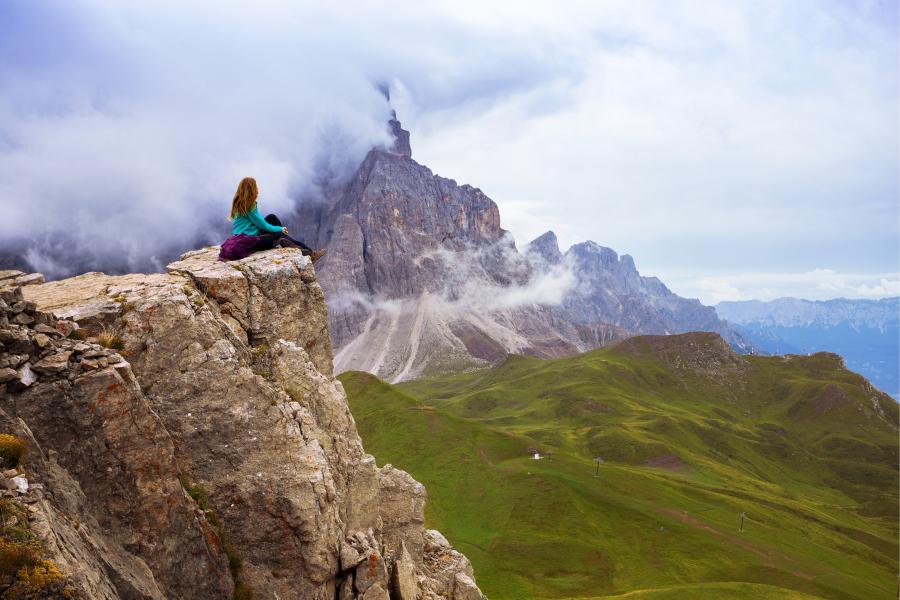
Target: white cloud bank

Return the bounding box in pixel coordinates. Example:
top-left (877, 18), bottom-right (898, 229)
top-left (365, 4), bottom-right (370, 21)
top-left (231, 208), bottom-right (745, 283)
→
top-left (665, 269), bottom-right (900, 304)
top-left (334, 234), bottom-right (576, 316)
top-left (0, 0), bottom-right (583, 275)
top-left (0, 0), bottom-right (896, 305)
top-left (406, 1), bottom-right (899, 290)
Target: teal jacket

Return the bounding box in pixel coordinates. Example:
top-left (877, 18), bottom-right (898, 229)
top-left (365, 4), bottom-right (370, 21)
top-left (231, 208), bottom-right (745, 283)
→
top-left (232, 206), bottom-right (283, 236)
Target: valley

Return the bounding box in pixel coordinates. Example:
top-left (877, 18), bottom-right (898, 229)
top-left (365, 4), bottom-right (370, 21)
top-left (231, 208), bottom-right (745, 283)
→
top-left (341, 333), bottom-right (898, 600)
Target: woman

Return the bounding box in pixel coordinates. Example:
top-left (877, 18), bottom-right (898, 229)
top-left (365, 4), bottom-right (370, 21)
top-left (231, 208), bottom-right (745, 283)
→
top-left (221, 177), bottom-right (325, 262)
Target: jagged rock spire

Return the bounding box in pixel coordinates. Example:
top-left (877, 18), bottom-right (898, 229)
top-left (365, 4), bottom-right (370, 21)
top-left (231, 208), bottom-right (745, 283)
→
top-left (389, 116), bottom-right (412, 158)
top-left (526, 231), bottom-right (563, 265)
top-left (377, 82), bottom-right (412, 157)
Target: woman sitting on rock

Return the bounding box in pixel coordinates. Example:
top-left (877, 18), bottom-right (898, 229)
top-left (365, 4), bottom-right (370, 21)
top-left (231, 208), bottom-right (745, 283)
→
top-left (220, 176), bottom-right (325, 262)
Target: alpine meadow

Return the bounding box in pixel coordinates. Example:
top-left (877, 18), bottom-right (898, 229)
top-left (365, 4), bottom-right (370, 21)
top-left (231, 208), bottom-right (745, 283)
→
top-left (342, 333), bottom-right (898, 600)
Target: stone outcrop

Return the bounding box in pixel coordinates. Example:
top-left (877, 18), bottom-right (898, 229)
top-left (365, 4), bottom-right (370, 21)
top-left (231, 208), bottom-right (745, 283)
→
top-left (0, 270), bottom-right (44, 290)
top-left (1, 249), bottom-right (486, 599)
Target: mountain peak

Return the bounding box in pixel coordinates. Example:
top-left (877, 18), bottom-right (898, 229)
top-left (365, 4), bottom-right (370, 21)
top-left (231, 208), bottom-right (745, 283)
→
top-left (377, 82), bottom-right (412, 158)
top-left (526, 231), bottom-right (562, 265)
top-left (568, 240), bottom-right (619, 263)
top-left (611, 331), bottom-right (744, 374)
top-left (388, 116), bottom-right (412, 158)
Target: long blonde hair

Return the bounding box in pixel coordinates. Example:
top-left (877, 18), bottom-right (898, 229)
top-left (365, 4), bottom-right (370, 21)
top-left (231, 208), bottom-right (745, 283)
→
top-left (229, 177), bottom-right (258, 219)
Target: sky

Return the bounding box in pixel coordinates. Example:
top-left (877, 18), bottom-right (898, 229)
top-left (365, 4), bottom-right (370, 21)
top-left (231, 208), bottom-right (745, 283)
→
top-left (0, 0), bottom-right (897, 304)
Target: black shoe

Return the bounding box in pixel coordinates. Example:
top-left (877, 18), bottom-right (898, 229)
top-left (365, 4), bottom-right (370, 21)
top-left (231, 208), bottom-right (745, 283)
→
top-left (276, 238), bottom-right (300, 249)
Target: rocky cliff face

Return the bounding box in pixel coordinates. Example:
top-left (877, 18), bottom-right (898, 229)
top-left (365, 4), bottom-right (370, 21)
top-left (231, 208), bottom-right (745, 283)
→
top-left (284, 121), bottom-right (610, 382)
top-left (0, 250), bottom-right (486, 599)
top-left (291, 137), bottom-right (506, 346)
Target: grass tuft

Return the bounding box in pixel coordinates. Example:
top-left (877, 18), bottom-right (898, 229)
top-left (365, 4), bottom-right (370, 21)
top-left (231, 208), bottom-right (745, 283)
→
top-left (284, 386), bottom-right (303, 404)
top-left (97, 327), bottom-right (124, 351)
top-left (224, 544), bottom-right (253, 600)
top-left (0, 499), bottom-right (71, 597)
top-left (16, 559), bottom-right (63, 594)
top-left (0, 435), bottom-right (24, 470)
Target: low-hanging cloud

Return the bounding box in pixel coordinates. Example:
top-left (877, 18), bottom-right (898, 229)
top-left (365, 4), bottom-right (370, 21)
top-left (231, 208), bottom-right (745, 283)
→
top-left (416, 234), bottom-right (576, 312)
top-left (332, 232), bottom-right (577, 320)
top-left (0, 0), bottom-right (586, 277)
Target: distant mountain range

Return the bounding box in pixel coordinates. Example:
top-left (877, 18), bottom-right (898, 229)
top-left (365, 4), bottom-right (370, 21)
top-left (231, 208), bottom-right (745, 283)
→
top-left (717, 297), bottom-right (899, 398)
top-left (287, 113), bottom-right (751, 381)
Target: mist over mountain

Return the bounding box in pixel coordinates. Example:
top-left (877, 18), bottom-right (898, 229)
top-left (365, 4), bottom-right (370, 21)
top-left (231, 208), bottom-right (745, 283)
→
top-left (1, 71), bottom-right (753, 384)
top-left (717, 297), bottom-right (899, 398)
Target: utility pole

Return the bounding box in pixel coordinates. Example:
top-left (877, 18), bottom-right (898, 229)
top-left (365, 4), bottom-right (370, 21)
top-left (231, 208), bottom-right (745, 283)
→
top-left (594, 457), bottom-right (604, 477)
top-left (740, 512), bottom-right (745, 532)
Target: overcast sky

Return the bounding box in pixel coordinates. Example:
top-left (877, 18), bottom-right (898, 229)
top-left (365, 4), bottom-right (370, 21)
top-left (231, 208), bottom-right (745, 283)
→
top-left (1, 0), bottom-right (897, 303)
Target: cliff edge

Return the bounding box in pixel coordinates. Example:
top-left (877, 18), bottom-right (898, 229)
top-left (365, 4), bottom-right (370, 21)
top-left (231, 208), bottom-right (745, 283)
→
top-left (0, 248), bottom-right (485, 599)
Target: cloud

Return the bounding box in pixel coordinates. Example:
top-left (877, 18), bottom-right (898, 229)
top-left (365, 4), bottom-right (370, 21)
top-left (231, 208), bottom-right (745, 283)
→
top-left (407, 1), bottom-right (899, 284)
top-left (1, 0), bottom-right (895, 305)
top-left (671, 269), bottom-right (900, 304)
top-left (333, 233), bottom-right (577, 317)
top-left (420, 234), bottom-right (576, 311)
top-left (0, 0), bottom-right (585, 277)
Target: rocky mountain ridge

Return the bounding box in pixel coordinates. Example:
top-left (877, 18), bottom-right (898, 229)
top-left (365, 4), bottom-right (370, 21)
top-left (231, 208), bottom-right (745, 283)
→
top-left (0, 250), bottom-right (486, 599)
top-left (283, 120), bottom-right (750, 382)
top-left (529, 232), bottom-right (750, 344)
top-left (717, 296), bottom-right (900, 329)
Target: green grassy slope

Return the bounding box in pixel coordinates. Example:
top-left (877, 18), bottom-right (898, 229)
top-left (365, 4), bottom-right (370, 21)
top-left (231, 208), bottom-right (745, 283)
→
top-left (340, 333), bottom-right (898, 600)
